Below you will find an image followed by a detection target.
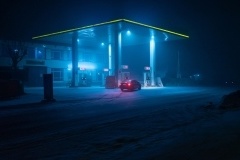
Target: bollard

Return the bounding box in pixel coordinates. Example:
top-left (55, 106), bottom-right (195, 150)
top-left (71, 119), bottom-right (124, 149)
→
top-left (42, 74), bottom-right (56, 103)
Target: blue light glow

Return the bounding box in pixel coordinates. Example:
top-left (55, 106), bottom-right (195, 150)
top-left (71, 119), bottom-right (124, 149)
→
top-left (101, 42), bottom-right (105, 46)
top-left (126, 30), bottom-right (131, 35)
top-left (150, 39), bottom-right (155, 52)
top-left (68, 62), bottom-right (96, 71)
top-left (108, 44), bottom-right (112, 73)
top-left (163, 33), bottom-right (168, 41)
top-left (150, 38), bottom-right (155, 86)
top-left (67, 64), bottom-right (72, 71)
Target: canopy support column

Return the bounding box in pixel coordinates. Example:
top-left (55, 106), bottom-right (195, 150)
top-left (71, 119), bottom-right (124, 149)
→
top-left (71, 32), bottom-right (78, 87)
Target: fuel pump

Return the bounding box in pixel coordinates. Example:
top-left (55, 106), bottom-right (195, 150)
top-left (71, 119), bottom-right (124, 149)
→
top-left (79, 71), bottom-right (92, 87)
top-left (143, 71), bottom-right (151, 87)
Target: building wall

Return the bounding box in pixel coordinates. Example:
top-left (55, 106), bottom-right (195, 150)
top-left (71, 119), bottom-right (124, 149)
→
top-left (0, 40), bottom-right (108, 87)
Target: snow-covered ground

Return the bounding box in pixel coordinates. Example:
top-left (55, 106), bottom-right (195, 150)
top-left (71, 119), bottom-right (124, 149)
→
top-left (0, 86), bottom-right (240, 159)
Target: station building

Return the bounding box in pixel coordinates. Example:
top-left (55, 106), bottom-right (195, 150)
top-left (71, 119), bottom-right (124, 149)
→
top-left (0, 19), bottom-right (189, 87)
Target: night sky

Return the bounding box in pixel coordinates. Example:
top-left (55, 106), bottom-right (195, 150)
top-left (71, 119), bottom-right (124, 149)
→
top-left (0, 0), bottom-right (239, 84)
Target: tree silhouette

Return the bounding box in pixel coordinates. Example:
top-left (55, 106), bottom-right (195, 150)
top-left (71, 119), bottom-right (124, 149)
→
top-left (0, 41), bottom-right (28, 96)
top-left (6, 41), bottom-right (28, 71)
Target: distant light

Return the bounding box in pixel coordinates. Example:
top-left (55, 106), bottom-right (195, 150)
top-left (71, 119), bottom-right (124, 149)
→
top-left (144, 66), bottom-right (150, 70)
top-left (43, 45), bottom-right (46, 48)
top-left (77, 39), bottom-right (79, 42)
top-left (126, 30), bottom-right (131, 35)
top-left (101, 42), bottom-right (105, 46)
top-left (151, 35), bottom-right (154, 39)
top-left (14, 49), bottom-right (18, 52)
top-left (122, 65), bottom-right (128, 69)
top-left (67, 64), bottom-right (72, 71)
top-left (103, 68), bottom-right (109, 72)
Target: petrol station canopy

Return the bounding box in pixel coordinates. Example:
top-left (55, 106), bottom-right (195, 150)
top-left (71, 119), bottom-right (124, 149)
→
top-left (32, 19), bottom-right (189, 47)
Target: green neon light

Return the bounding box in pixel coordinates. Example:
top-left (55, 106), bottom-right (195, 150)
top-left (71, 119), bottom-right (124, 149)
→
top-left (32, 18), bottom-right (189, 39)
top-left (32, 19), bottom-right (123, 39)
top-left (122, 19), bottom-right (189, 38)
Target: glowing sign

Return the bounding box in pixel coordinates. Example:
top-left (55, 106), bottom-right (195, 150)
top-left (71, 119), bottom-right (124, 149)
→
top-left (80, 67), bottom-right (86, 70)
top-left (103, 68), bottom-right (109, 71)
top-left (122, 65), bottom-right (128, 69)
top-left (67, 62), bottom-right (96, 71)
top-left (144, 66), bottom-right (150, 70)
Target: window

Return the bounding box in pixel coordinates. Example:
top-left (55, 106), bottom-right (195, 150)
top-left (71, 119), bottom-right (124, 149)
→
top-left (35, 48), bottom-right (44, 59)
top-left (26, 47), bottom-right (35, 59)
top-left (51, 50), bottom-right (63, 60)
top-left (66, 51), bottom-right (72, 61)
top-left (51, 68), bottom-right (64, 81)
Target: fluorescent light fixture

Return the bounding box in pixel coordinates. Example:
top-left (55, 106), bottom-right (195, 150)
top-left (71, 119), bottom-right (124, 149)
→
top-left (68, 62), bottom-right (96, 71)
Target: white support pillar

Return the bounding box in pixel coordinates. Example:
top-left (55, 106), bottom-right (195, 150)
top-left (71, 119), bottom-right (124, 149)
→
top-left (118, 32), bottom-right (122, 86)
top-left (108, 44), bottom-right (112, 75)
top-left (150, 37), bottom-right (155, 86)
top-left (113, 28), bottom-right (122, 87)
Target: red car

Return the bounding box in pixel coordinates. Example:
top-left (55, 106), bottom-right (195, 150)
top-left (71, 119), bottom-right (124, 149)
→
top-left (119, 80), bottom-right (141, 91)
